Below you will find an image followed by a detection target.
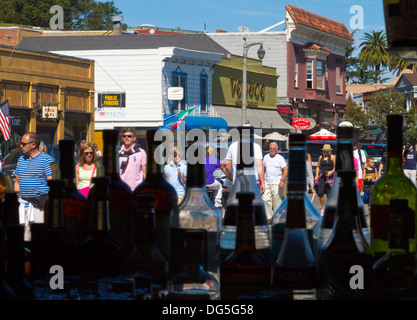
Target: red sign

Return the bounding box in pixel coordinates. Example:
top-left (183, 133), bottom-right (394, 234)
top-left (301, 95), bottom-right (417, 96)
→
top-left (292, 117), bottom-right (311, 130)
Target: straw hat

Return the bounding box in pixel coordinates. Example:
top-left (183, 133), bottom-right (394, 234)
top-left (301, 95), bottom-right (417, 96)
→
top-left (322, 144), bottom-right (332, 151)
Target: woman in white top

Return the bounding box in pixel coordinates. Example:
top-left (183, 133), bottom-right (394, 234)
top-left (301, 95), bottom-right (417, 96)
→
top-left (75, 142), bottom-right (98, 197)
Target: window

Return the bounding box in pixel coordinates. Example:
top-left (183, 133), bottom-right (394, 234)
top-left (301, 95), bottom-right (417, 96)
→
top-left (336, 66), bottom-right (342, 94)
top-left (172, 71), bottom-right (187, 112)
top-left (200, 71), bottom-right (208, 113)
top-left (294, 57), bottom-right (298, 88)
top-left (306, 59), bottom-right (313, 89)
top-left (316, 61), bottom-right (324, 90)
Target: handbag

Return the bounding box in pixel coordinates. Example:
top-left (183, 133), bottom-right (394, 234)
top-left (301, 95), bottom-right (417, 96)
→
top-left (79, 166), bottom-right (96, 197)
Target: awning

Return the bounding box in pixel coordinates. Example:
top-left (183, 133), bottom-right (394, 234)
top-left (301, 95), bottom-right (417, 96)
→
top-left (212, 105), bottom-right (295, 131)
top-left (161, 115), bottom-right (228, 131)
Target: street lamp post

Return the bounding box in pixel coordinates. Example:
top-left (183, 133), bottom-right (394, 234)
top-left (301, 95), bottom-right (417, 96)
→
top-left (242, 37), bottom-right (266, 125)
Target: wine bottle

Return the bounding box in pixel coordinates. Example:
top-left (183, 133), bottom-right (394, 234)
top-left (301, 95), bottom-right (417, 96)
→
top-left (271, 133), bottom-right (319, 300)
top-left (128, 194), bottom-right (168, 299)
top-left (318, 123), bottom-right (370, 249)
top-left (318, 170), bottom-right (373, 300)
top-left (220, 192), bottom-right (270, 300)
top-left (221, 126), bottom-right (270, 263)
top-left (167, 229), bottom-right (220, 300)
top-left (372, 199), bottom-right (416, 300)
top-left (170, 159), bottom-right (222, 279)
top-left (44, 179), bottom-right (79, 278)
top-left (3, 193), bottom-right (32, 300)
top-left (58, 139), bottom-right (89, 244)
top-left (78, 177), bottom-right (124, 281)
top-left (94, 129), bottom-right (133, 256)
top-left (371, 115), bottom-right (417, 260)
top-left (134, 129), bottom-right (178, 262)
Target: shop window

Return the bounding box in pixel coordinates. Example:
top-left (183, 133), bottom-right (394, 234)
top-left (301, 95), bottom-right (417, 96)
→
top-left (172, 71), bottom-right (187, 113)
top-left (316, 61), bottom-right (325, 90)
top-left (306, 59), bottom-right (313, 89)
top-left (294, 57), bottom-right (298, 88)
top-left (336, 66), bottom-right (342, 94)
top-left (200, 72), bottom-right (208, 113)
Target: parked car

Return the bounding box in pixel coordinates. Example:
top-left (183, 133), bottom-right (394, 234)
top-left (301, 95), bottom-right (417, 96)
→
top-left (2, 146), bottom-right (60, 181)
top-left (361, 143), bottom-right (386, 168)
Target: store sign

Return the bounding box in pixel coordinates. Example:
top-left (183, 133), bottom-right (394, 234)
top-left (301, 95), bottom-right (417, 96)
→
top-left (168, 87), bottom-right (184, 100)
top-left (292, 117), bottom-right (311, 130)
top-left (42, 105), bottom-right (58, 119)
top-left (98, 92), bottom-right (126, 108)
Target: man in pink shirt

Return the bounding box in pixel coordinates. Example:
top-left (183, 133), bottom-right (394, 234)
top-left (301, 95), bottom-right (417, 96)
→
top-left (119, 128), bottom-right (147, 191)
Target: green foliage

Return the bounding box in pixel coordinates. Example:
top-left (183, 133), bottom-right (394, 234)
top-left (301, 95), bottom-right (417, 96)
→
top-left (404, 105), bottom-right (417, 145)
top-left (345, 99), bottom-right (369, 132)
top-left (367, 87), bottom-right (406, 129)
top-left (0, 0), bottom-right (122, 30)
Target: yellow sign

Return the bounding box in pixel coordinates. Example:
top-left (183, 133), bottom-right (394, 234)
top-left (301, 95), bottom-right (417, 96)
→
top-left (230, 77), bottom-right (266, 100)
top-left (98, 92), bottom-right (125, 108)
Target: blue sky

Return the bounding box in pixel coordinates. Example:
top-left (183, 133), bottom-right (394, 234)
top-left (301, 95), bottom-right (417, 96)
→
top-left (112, 0), bottom-right (392, 79)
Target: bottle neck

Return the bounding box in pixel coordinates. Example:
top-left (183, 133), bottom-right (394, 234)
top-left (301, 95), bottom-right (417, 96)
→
top-left (235, 206), bottom-right (256, 251)
top-left (336, 140), bottom-right (354, 171)
top-left (47, 198), bottom-right (65, 229)
top-left (60, 148), bottom-right (76, 180)
top-left (135, 206), bottom-right (157, 247)
top-left (287, 146), bottom-right (306, 192)
top-left (286, 193), bottom-right (306, 229)
top-left (92, 198), bottom-right (111, 234)
top-left (186, 162), bottom-right (205, 189)
top-left (103, 142), bottom-right (120, 177)
top-left (237, 141), bottom-right (254, 170)
top-left (335, 174), bottom-right (361, 228)
top-left (145, 142), bottom-right (165, 180)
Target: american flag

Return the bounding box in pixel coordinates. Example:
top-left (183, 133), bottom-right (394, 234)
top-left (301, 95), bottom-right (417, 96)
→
top-left (0, 100), bottom-right (11, 141)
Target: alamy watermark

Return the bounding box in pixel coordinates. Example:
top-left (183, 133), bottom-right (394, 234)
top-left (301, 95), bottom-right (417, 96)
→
top-left (350, 5), bottom-right (364, 30)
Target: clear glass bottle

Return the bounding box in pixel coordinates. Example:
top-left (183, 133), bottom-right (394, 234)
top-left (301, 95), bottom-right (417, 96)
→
top-left (58, 139), bottom-right (89, 244)
top-left (371, 115), bottom-right (417, 261)
top-left (271, 133), bottom-right (319, 300)
top-left (221, 125), bottom-right (270, 263)
top-left (99, 129), bottom-right (132, 257)
top-left (128, 194), bottom-right (168, 299)
top-left (168, 229), bottom-right (220, 300)
top-left (170, 159), bottom-right (222, 280)
top-left (78, 177), bottom-right (124, 282)
top-left (220, 192), bottom-right (270, 300)
top-left (318, 123), bottom-right (370, 250)
top-left (134, 129), bottom-right (178, 263)
top-left (318, 170), bottom-right (373, 300)
top-left (372, 199), bottom-right (416, 300)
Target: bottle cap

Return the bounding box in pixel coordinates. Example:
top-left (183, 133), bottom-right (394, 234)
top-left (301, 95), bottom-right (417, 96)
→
top-left (236, 192), bottom-right (255, 208)
top-left (337, 126), bottom-right (354, 140)
top-left (289, 133), bottom-right (306, 145)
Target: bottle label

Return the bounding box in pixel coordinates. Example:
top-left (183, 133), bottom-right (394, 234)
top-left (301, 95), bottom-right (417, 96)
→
top-left (371, 204), bottom-right (416, 253)
top-left (273, 265), bottom-right (318, 290)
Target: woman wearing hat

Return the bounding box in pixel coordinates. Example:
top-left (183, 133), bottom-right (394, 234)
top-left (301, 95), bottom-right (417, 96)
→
top-left (315, 144), bottom-right (336, 213)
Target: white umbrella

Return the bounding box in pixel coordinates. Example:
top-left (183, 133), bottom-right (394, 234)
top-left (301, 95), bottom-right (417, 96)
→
top-left (309, 128), bottom-right (336, 140)
top-left (263, 131), bottom-right (288, 141)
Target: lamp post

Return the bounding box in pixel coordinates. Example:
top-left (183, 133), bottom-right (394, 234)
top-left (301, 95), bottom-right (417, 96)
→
top-left (242, 37), bottom-right (266, 125)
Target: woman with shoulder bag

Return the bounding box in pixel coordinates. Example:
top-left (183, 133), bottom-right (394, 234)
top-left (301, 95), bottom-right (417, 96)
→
top-left (76, 142), bottom-right (97, 197)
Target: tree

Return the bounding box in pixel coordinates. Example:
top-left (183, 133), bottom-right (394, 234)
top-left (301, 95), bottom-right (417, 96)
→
top-left (404, 102), bottom-right (417, 145)
top-left (0, 0), bottom-right (122, 30)
top-left (366, 87), bottom-right (406, 129)
top-left (358, 31), bottom-right (391, 83)
top-left (345, 99), bottom-right (369, 137)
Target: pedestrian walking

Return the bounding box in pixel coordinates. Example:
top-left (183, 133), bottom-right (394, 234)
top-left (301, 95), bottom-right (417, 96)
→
top-left (315, 144), bottom-right (335, 213)
top-left (403, 142), bottom-right (417, 186)
top-left (205, 145), bottom-right (226, 208)
top-left (13, 132), bottom-right (53, 241)
top-left (119, 128), bottom-right (147, 191)
top-left (262, 142), bottom-right (288, 221)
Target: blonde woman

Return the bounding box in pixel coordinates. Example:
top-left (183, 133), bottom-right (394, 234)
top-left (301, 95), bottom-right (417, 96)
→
top-left (76, 142), bottom-right (98, 197)
top-left (164, 146), bottom-right (187, 204)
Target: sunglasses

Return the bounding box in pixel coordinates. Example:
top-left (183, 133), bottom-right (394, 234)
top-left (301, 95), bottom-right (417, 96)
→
top-left (123, 135), bottom-right (133, 138)
top-left (83, 151), bottom-right (94, 155)
top-left (20, 141), bottom-right (31, 147)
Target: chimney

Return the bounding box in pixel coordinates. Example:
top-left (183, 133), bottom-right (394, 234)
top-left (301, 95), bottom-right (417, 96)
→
top-left (111, 15), bottom-right (123, 35)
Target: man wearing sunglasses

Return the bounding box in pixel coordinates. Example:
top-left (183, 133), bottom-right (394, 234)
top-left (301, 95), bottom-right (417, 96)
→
top-left (119, 128), bottom-right (147, 191)
top-left (13, 132), bottom-right (54, 241)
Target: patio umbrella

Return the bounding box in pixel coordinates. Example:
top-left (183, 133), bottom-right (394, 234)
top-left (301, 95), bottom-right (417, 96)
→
top-left (309, 128), bottom-right (336, 140)
top-left (263, 131), bottom-right (288, 141)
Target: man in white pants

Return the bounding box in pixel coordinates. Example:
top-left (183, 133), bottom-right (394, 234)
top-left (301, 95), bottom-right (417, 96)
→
top-left (262, 142), bottom-right (288, 222)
